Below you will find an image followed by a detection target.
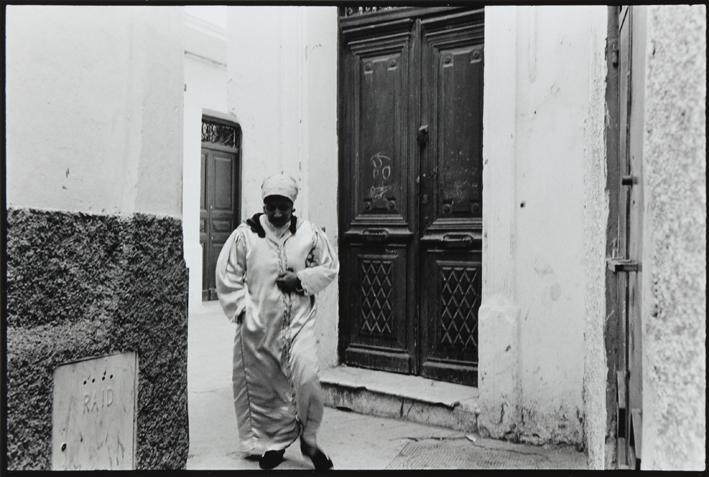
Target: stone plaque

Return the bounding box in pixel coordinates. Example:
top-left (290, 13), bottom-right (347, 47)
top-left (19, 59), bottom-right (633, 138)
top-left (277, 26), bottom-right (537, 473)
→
top-left (52, 352), bottom-right (138, 470)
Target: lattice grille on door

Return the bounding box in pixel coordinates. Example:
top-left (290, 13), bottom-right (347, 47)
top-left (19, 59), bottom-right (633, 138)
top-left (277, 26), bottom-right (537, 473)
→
top-left (440, 266), bottom-right (480, 349)
top-left (360, 259), bottom-right (394, 337)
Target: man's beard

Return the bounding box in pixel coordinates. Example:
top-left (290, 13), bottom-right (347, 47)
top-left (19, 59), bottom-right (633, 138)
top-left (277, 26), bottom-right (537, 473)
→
top-left (268, 216), bottom-right (289, 227)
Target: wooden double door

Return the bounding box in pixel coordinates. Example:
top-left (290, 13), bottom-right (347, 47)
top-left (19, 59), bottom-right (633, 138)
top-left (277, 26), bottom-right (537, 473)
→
top-left (338, 7), bottom-right (484, 386)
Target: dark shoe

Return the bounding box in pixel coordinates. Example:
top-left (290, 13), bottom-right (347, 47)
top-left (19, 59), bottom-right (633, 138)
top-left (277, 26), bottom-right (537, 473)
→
top-left (300, 440), bottom-right (333, 470)
top-left (259, 449), bottom-right (285, 470)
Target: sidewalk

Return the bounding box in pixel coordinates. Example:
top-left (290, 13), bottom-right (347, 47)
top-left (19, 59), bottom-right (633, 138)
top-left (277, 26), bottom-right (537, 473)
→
top-left (186, 302), bottom-right (586, 470)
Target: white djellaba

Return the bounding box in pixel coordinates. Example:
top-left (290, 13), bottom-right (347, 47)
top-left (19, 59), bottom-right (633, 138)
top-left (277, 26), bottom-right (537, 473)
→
top-left (215, 174), bottom-right (339, 460)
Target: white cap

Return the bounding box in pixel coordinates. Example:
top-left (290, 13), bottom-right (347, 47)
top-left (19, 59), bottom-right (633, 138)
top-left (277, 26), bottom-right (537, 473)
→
top-left (261, 174), bottom-right (298, 202)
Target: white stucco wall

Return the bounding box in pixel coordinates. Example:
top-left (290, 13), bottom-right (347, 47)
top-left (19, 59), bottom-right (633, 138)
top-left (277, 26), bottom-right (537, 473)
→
top-left (303, 8), bottom-right (340, 367)
top-left (6, 6), bottom-right (184, 218)
top-left (639, 5), bottom-right (706, 470)
top-left (579, 8), bottom-right (610, 469)
top-left (479, 6), bottom-right (608, 460)
top-left (182, 10), bottom-right (230, 312)
top-left (226, 6), bottom-right (339, 368)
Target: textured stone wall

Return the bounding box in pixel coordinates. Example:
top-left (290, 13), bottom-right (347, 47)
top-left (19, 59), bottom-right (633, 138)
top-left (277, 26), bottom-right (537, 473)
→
top-left (640, 5), bottom-right (706, 470)
top-left (580, 5), bottom-right (610, 468)
top-left (6, 208), bottom-right (189, 470)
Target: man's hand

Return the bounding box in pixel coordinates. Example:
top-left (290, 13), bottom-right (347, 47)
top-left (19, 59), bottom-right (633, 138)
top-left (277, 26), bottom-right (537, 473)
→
top-left (276, 268), bottom-right (301, 293)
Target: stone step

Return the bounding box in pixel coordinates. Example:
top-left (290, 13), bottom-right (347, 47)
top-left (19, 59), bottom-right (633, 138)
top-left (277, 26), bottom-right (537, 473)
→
top-left (320, 365), bottom-right (480, 433)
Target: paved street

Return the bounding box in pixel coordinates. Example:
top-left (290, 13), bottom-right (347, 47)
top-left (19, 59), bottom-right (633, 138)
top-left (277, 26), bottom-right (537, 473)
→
top-left (187, 302), bottom-right (586, 470)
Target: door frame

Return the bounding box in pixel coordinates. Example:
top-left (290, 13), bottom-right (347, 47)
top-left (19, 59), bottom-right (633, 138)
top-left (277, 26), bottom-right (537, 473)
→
top-left (605, 5), bottom-right (645, 469)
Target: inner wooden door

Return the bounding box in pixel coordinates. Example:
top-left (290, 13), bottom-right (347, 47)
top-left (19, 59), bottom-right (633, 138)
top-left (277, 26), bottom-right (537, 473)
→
top-left (200, 117), bottom-right (241, 301)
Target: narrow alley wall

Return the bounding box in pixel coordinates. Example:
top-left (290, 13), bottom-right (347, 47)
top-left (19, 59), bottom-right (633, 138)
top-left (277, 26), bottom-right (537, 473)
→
top-left (6, 6), bottom-right (189, 469)
top-left (182, 9), bottom-right (230, 312)
top-left (479, 6), bottom-right (608, 465)
top-left (639, 5), bottom-right (706, 470)
top-left (226, 7), bottom-right (340, 369)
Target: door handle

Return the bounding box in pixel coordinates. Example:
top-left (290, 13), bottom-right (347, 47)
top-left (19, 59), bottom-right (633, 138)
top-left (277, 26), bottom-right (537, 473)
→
top-left (362, 229), bottom-right (389, 242)
top-left (442, 233), bottom-right (474, 248)
top-left (420, 231), bottom-right (481, 248)
top-left (443, 233), bottom-right (474, 243)
top-left (417, 124), bottom-right (429, 147)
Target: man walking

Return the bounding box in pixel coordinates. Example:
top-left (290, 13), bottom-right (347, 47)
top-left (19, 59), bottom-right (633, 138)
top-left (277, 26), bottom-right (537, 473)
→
top-left (215, 174), bottom-right (339, 470)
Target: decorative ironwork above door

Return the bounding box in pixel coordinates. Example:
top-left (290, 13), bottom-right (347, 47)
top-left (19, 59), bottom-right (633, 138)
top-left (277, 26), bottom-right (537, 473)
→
top-left (341, 6), bottom-right (405, 17)
top-left (201, 119), bottom-right (239, 149)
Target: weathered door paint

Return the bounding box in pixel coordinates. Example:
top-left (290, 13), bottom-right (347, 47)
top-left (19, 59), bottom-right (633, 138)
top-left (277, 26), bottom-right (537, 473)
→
top-left (338, 7), bottom-right (484, 385)
top-left (200, 118), bottom-right (241, 301)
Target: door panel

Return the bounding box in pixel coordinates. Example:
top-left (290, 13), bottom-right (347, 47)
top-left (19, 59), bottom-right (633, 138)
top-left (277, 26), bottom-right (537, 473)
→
top-left (421, 17), bottom-right (484, 230)
top-left (626, 5), bottom-right (644, 467)
top-left (340, 18), bottom-right (417, 374)
top-left (357, 51), bottom-right (408, 219)
top-left (343, 243), bottom-right (413, 372)
top-left (613, 6), bottom-right (643, 468)
top-left (207, 150), bottom-right (238, 300)
top-left (200, 151), bottom-right (210, 300)
top-left (616, 8), bottom-right (631, 456)
top-left (419, 13), bottom-right (483, 384)
top-left (214, 154), bottom-right (235, 210)
top-left (420, 251), bottom-right (481, 385)
top-left (211, 152), bottom-right (238, 284)
top-left (345, 21), bottom-right (414, 228)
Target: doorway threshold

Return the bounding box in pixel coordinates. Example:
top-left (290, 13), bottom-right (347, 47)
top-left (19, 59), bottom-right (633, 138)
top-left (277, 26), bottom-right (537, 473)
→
top-left (320, 365), bottom-right (479, 433)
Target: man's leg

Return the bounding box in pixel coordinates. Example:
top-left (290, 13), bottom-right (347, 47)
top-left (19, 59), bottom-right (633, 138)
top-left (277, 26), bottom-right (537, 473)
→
top-left (288, 330), bottom-right (324, 448)
top-left (288, 332), bottom-right (333, 469)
